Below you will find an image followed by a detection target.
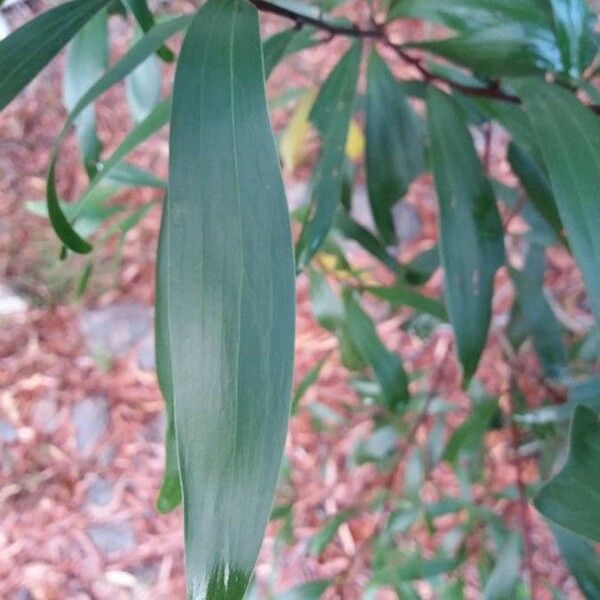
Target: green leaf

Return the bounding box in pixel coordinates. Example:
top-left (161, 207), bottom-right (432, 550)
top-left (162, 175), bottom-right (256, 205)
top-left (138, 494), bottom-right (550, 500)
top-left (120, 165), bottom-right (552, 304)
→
top-left (389, 0), bottom-right (554, 32)
top-left (0, 0), bottom-right (113, 112)
top-left (308, 510), bottom-right (354, 555)
top-left (275, 581), bottom-right (331, 600)
top-left (534, 405), bottom-right (600, 542)
top-left (292, 358), bottom-right (327, 415)
top-left (365, 51), bottom-right (424, 244)
top-left (364, 283), bottom-right (447, 322)
top-left (444, 396), bottom-right (498, 465)
top-left (44, 14), bottom-right (191, 253)
top-left (508, 243), bottom-right (566, 379)
top-left (515, 375), bottom-right (600, 425)
top-left (307, 268), bottom-right (344, 332)
top-left (262, 27), bottom-right (317, 79)
top-left (518, 80), bottom-right (600, 325)
top-left (549, 0), bottom-right (597, 78)
top-left (550, 524), bottom-right (600, 598)
top-left (106, 162), bottom-right (167, 189)
top-left (409, 24), bottom-right (563, 77)
top-left (342, 290), bottom-right (409, 411)
top-left (507, 143), bottom-right (564, 242)
top-left (48, 98), bottom-right (171, 254)
top-left (482, 533), bottom-right (522, 600)
top-left (122, 0), bottom-right (174, 61)
top-left (155, 201), bottom-right (182, 514)
top-left (333, 211), bottom-right (403, 276)
top-left (166, 0), bottom-right (295, 596)
top-left (125, 30), bottom-right (162, 123)
top-left (295, 43), bottom-right (361, 270)
top-left (63, 9), bottom-right (108, 174)
top-left (426, 87), bottom-right (504, 383)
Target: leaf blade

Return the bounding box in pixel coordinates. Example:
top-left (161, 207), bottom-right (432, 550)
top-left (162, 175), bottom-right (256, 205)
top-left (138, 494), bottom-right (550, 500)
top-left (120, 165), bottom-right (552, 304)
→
top-left (167, 0), bottom-right (295, 595)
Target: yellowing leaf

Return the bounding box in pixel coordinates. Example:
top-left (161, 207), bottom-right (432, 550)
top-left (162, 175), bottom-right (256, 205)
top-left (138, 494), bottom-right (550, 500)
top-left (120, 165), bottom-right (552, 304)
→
top-left (345, 118), bottom-right (364, 161)
top-left (279, 89), bottom-right (316, 173)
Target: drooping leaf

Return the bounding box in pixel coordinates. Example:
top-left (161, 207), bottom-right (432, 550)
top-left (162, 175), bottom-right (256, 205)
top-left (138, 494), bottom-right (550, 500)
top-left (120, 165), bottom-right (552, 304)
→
top-left (518, 79), bottom-right (600, 325)
top-left (291, 357), bottom-right (327, 415)
top-left (0, 0), bottom-right (113, 111)
top-left (166, 0), bottom-right (295, 595)
top-left (44, 14), bottom-right (191, 253)
top-left (482, 533), bottom-right (522, 600)
top-left (155, 200), bottom-right (182, 514)
top-left (333, 211), bottom-right (403, 277)
top-left (295, 43), bottom-right (361, 270)
top-left (342, 289), bottom-right (409, 411)
top-left (365, 283), bottom-right (447, 322)
top-left (534, 405), bottom-right (600, 542)
top-left (63, 9), bottom-right (108, 174)
top-left (262, 26), bottom-right (317, 79)
top-left (550, 524), bottom-right (600, 598)
top-left (507, 142), bottom-right (564, 242)
top-left (549, 0), bottom-right (597, 78)
top-left (122, 0), bottom-right (174, 61)
top-left (389, 0), bottom-right (554, 32)
top-left (409, 24), bottom-right (563, 77)
top-left (508, 243), bottom-right (566, 379)
top-left (365, 50), bottom-right (425, 244)
top-left (515, 375), bottom-right (600, 425)
top-left (125, 29), bottom-right (162, 123)
top-left (307, 267), bottom-right (344, 332)
top-left (426, 87), bottom-right (504, 383)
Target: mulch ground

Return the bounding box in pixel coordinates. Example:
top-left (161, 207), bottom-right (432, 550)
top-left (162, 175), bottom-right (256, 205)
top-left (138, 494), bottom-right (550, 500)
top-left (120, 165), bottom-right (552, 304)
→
top-left (0, 2), bottom-right (591, 599)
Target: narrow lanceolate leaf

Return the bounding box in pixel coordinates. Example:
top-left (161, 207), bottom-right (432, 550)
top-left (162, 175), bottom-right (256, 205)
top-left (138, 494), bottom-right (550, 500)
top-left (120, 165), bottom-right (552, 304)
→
top-left (0, 0), bottom-right (112, 111)
top-left (518, 80), bottom-right (600, 325)
top-left (295, 43), bottom-right (361, 270)
top-left (549, 0), bottom-right (597, 78)
top-left (426, 88), bottom-right (504, 383)
top-left (365, 51), bottom-right (424, 244)
top-left (63, 9), bottom-right (108, 174)
top-left (534, 405), bottom-right (600, 542)
top-left (550, 524), bottom-right (600, 598)
top-left (125, 44), bottom-right (161, 123)
top-left (123, 0), bottom-right (174, 61)
top-left (45, 14), bottom-right (191, 253)
top-left (508, 243), bottom-right (566, 379)
top-left (155, 201), bottom-right (182, 514)
top-left (342, 290), bottom-right (409, 411)
top-left (167, 0), bottom-right (295, 596)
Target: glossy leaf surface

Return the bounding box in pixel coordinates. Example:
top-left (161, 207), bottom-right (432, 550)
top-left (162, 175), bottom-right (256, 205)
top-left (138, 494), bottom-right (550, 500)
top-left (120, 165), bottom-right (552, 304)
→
top-left (365, 51), bottom-right (424, 244)
top-left (426, 88), bottom-right (504, 383)
top-left (0, 0), bottom-right (112, 111)
top-left (295, 43), bottom-right (361, 270)
top-left (519, 80), bottom-right (600, 325)
top-left (534, 405), bottom-right (600, 542)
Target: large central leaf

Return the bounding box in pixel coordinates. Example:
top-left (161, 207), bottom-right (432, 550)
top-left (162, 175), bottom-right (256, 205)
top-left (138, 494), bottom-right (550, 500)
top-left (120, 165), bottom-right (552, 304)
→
top-left (165, 0), bottom-right (296, 597)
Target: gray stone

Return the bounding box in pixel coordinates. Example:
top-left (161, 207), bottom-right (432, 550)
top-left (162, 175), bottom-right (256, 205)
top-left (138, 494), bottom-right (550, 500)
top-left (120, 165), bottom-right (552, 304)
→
top-left (79, 303), bottom-right (152, 358)
top-left (88, 522), bottom-right (135, 554)
top-left (0, 420), bottom-right (16, 442)
top-left (72, 396), bottom-right (109, 454)
top-left (86, 477), bottom-right (114, 506)
top-left (137, 333), bottom-right (155, 371)
top-left (31, 397), bottom-right (59, 434)
top-left (0, 285), bottom-right (27, 317)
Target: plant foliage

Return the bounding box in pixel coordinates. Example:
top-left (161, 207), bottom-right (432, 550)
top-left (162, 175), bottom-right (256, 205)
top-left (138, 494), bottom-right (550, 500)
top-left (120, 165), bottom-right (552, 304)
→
top-left (1, 0), bottom-right (600, 597)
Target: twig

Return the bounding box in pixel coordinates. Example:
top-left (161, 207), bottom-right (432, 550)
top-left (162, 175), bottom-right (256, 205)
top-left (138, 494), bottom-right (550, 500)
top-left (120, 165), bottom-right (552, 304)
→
top-left (248, 0), bottom-right (600, 115)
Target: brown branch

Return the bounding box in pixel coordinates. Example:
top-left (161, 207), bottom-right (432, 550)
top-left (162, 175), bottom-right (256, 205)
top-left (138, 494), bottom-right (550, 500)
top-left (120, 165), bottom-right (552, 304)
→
top-left (250, 0), bottom-right (600, 115)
